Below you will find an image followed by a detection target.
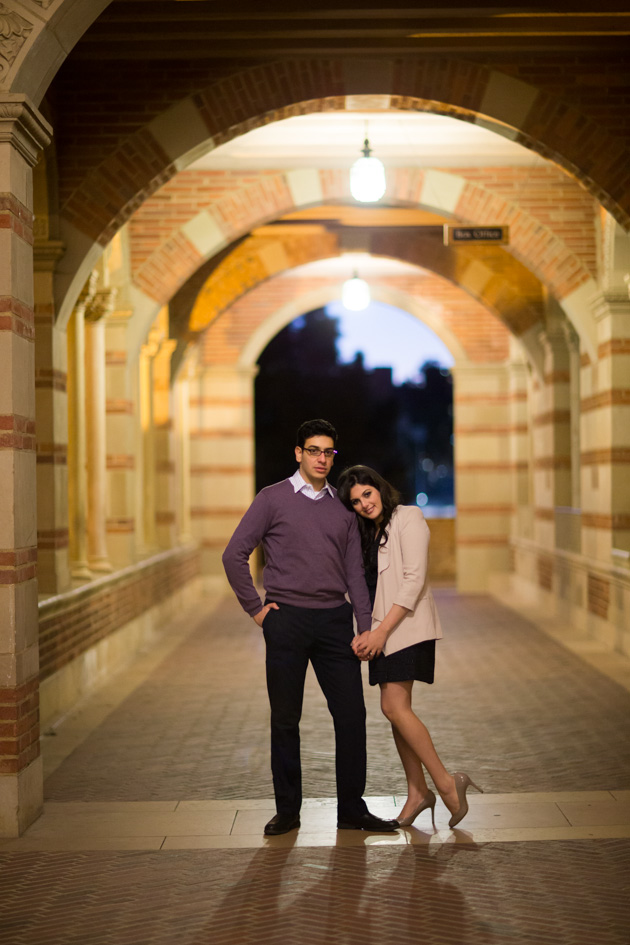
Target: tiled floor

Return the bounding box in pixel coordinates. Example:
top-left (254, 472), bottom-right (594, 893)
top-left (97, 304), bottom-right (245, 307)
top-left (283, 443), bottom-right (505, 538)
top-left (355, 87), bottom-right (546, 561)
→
top-left (2, 591), bottom-right (630, 944)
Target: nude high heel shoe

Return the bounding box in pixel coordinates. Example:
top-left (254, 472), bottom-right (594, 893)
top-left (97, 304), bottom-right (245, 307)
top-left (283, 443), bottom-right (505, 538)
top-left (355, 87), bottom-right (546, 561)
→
top-left (448, 772), bottom-right (483, 828)
top-left (395, 790), bottom-right (436, 828)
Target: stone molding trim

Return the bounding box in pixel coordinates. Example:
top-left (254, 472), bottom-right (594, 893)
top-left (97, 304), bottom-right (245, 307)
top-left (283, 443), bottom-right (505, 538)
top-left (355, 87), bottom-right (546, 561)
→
top-left (0, 93), bottom-right (51, 164)
top-left (33, 238), bottom-right (65, 271)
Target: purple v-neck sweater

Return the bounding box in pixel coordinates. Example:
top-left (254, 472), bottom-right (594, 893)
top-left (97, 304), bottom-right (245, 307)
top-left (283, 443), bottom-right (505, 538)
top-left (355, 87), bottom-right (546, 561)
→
top-left (222, 479), bottom-right (372, 631)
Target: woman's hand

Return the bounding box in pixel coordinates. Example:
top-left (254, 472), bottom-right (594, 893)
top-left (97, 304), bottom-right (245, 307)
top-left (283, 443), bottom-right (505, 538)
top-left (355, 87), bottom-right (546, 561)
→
top-left (353, 605), bottom-right (411, 659)
top-left (352, 627), bottom-right (387, 660)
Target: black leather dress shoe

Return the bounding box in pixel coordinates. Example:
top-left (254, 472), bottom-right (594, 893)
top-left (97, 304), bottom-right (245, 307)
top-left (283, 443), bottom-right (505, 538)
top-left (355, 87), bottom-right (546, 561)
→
top-left (264, 813), bottom-right (301, 836)
top-left (337, 811), bottom-right (398, 832)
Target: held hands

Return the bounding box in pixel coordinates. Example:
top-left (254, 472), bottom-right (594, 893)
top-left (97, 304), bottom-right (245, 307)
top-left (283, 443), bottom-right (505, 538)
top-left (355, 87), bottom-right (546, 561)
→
top-left (352, 627), bottom-right (387, 661)
top-left (352, 605), bottom-right (410, 659)
top-left (253, 602), bottom-right (279, 628)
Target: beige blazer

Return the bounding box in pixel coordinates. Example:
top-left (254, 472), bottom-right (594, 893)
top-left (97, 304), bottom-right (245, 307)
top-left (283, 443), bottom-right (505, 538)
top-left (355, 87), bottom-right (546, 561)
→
top-left (371, 505), bottom-right (442, 656)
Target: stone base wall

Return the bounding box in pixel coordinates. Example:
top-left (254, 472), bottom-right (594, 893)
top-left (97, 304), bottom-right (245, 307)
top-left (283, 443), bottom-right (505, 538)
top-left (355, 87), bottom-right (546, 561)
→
top-left (493, 540), bottom-right (630, 659)
top-left (38, 545), bottom-right (202, 726)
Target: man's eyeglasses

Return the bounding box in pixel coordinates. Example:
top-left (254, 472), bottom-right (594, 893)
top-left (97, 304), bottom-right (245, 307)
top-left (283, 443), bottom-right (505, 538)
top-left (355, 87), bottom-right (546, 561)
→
top-left (302, 447), bottom-right (338, 458)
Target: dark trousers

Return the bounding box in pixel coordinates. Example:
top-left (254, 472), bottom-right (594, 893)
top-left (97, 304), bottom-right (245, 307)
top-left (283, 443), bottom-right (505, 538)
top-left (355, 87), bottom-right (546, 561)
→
top-left (262, 601), bottom-right (368, 820)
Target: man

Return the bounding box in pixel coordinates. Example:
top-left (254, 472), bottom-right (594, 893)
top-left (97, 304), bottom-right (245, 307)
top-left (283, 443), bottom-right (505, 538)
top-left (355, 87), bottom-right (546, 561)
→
top-left (222, 419), bottom-right (396, 836)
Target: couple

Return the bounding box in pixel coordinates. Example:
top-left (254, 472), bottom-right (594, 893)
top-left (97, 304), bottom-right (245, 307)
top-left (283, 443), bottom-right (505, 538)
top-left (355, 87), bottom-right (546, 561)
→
top-left (222, 419), bottom-right (481, 836)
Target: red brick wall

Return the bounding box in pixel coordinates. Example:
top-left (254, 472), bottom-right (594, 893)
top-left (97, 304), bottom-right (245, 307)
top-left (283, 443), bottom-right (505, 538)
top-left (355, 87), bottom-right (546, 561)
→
top-left (0, 679), bottom-right (39, 776)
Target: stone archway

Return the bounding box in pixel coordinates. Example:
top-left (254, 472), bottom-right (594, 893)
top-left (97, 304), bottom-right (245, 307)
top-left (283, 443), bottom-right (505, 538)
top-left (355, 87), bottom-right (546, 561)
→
top-left (127, 165), bottom-right (598, 359)
top-left (49, 62), bottom-right (630, 327)
top-left (188, 256), bottom-right (519, 590)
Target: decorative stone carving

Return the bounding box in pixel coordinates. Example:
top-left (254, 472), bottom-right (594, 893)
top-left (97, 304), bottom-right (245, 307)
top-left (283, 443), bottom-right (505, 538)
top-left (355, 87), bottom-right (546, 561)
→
top-left (85, 287), bottom-right (118, 323)
top-left (0, 5), bottom-right (33, 79)
top-left (31, 1), bottom-right (54, 8)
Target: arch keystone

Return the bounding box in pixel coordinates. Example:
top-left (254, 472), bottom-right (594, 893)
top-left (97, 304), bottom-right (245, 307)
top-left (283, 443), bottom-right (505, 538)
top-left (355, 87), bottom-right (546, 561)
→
top-left (148, 99), bottom-right (214, 172)
top-left (420, 170), bottom-right (466, 215)
top-left (181, 211), bottom-right (227, 258)
top-left (286, 169), bottom-right (324, 207)
top-left (479, 72), bottom-right (538, 130)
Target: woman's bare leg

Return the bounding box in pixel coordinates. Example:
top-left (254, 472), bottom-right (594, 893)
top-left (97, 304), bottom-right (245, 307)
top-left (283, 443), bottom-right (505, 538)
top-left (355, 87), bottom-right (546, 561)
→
top-left (380, 680), bottom-right (459, 816)
top-left (391, 726), bottom-right (430, 821)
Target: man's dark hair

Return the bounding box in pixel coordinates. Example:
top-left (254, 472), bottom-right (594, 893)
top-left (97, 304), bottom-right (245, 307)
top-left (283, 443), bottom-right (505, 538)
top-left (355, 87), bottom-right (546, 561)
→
top-left (296, 419), bottom-right (338, 448)
top-left (336, 465), bottom-right (401, 563)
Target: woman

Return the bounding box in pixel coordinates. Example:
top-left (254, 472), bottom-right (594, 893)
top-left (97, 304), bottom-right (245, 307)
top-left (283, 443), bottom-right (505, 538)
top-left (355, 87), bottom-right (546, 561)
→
top-left (337, 465), bottom-right (482, 829)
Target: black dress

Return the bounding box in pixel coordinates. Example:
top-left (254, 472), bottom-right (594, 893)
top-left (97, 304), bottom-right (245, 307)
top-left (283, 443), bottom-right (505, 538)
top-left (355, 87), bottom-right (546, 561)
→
top-left (365, 531), bottom-right (435, 688)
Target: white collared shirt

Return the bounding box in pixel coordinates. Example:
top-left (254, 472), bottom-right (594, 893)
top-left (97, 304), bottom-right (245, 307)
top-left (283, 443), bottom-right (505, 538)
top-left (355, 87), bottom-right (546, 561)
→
top-left (289, 468), bottom-right (334, 501)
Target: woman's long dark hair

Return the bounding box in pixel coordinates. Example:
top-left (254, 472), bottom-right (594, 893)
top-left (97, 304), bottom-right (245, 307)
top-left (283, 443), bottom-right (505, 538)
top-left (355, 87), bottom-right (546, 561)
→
top-left (336, 465), bottom-right (401, 564)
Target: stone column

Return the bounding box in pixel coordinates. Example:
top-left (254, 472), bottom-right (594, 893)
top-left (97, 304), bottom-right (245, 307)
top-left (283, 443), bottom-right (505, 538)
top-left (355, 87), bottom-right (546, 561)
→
top-left (66, 281), bottom-right (94, 580)
top-left (189, 365), bottom-right (257, 582)
top-left (584, 293), bottom-right (630, 560)
top-left (506, 349), bottom-right (531, 544)
top-left (153, 338), bottom-right (177, 549)
top-left (533, 320), bottom-right (577, 553)
top-left (34, 238), bottom-right (71, 595)
top-left (0, 95), bottom-right (51, 836)
top-left (84, 289), bottom-right (115, 573)
top-left (104, 308), bottom-right (136, 567)
top-left (137, 337), bottom-right (159, 556)
top-left (452, 363), bottom-right (514, 592)
top-left (174, 367), bottom-right (193, 545)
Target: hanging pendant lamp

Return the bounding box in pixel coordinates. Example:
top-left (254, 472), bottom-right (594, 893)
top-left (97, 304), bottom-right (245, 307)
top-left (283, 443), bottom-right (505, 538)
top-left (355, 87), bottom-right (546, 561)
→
top-left (342, 272), bottom-right (371, 311)
top-left (350, 137), bottom-right (386, 203)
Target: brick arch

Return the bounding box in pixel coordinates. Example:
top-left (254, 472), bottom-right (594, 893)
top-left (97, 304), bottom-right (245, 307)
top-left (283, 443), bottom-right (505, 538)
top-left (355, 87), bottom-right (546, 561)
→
top-left (55, 58), bottom-right (630, 326)
top-left (188, 222), bottom-right (543, 343)
top-left (200, 263), bottom-right (511, 372)
top-left (133, 164), bottom-right (597, 355)
top-left (235, 283), bottom-right (470, 371)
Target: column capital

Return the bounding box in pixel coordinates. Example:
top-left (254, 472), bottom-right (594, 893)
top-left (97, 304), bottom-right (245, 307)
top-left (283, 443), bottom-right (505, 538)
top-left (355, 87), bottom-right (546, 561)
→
top-left (105, 307), bottom-right (133, 324)
top-left (85, 287), bottom-right (118, 323)
top-left (591, 290), bottom-right (630, 321)
top-left (33, 238), bottom-right (65, 272)
top-left (0, 94), bottom-right (52, 166)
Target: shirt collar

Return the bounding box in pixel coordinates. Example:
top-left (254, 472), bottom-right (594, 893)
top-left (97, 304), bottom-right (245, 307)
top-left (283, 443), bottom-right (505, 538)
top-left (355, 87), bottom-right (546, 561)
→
top-left (290, 468), bottom-right (335, 498)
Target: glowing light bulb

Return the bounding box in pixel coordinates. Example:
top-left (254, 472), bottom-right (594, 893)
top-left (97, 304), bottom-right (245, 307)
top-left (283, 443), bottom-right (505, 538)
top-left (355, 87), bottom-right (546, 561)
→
top-left (350, 138), bottom-right (386, 203)
top-left (342, 275), bottom-right (371, 311)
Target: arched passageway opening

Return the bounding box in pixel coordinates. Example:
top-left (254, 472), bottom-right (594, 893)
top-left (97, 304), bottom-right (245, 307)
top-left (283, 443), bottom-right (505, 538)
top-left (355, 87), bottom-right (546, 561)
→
top-left (3, 2), bottom-right (630, 838)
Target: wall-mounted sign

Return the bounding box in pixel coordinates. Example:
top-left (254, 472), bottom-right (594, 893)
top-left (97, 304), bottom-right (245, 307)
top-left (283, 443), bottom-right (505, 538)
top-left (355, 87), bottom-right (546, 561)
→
top-left (444, 226), bottom-right (509, 245)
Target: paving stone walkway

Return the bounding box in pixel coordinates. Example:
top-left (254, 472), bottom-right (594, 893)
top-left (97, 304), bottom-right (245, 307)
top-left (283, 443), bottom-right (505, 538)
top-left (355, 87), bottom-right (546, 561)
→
top-left (43, 590), bottom-right (630, 800)
top-left (2, 591), bottom-right (630, 945)
top-left (2, 841), bottom-right (630, 945)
